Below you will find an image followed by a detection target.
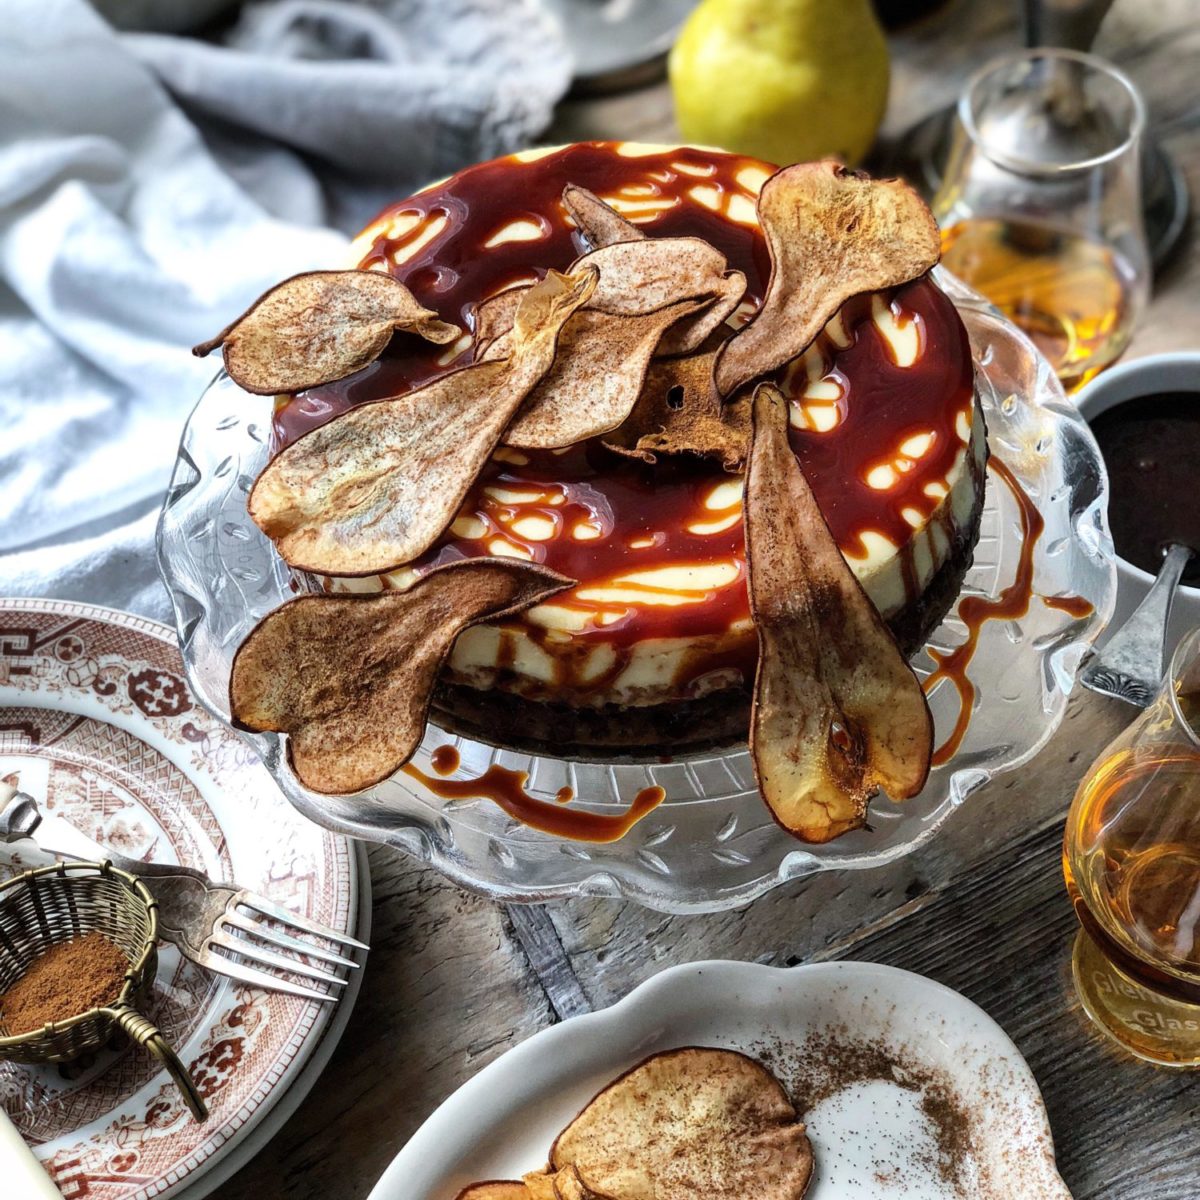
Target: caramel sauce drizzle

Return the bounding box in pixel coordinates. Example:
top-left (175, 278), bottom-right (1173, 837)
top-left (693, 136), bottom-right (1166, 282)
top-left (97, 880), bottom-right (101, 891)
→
top-left (403, 752), bottom-right (664, 842)
top-left (430, 744), bottom-right (461, 775)
top-left (277, 144), bottom-right (976, 668)
top-left (923, 458), bottom-right (1045, 766)
top-left (1042, 593), bottom-right (1095, 618)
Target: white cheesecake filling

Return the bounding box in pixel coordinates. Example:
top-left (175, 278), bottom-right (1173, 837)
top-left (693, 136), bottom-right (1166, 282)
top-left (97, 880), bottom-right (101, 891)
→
top-left (436, 400), bottom-right (985, 707)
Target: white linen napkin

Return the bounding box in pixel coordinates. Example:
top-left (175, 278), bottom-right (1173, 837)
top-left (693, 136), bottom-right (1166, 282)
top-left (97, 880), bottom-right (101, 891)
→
top-left (0, 1108), bottom-right (61, 1200)
top-left (0, 0), bottom-right (570, 622)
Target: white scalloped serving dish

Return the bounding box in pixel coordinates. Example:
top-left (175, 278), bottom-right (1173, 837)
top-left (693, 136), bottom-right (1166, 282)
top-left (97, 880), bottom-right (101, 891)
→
top-left (370, 960), bottom-right (1073, 1200)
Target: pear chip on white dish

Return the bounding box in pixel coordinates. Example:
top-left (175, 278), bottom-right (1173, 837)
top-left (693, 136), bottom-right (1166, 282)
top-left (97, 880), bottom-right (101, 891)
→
top-left (369, 960), bottom-right (1071, 1200)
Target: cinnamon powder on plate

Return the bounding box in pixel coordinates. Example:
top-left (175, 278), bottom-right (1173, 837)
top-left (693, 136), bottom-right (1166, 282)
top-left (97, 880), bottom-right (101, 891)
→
top-left (0, 931), bottom-right (130, 1035)
top-left (756, 1029), bottom-right (980, 1196)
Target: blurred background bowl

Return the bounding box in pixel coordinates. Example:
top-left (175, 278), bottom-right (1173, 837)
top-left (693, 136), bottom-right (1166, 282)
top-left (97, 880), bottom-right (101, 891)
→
top-left (90, 0), bottom-right (239, 34)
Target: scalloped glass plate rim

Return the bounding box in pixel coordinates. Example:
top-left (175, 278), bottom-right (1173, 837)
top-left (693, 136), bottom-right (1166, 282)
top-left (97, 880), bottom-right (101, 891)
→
top-left (157, 268), bottom-right (1116, 913)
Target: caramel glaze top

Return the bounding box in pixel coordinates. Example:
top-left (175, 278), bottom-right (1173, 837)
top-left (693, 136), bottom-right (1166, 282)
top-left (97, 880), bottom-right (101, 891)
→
top-left (274, 142), bottom-right (975, 657)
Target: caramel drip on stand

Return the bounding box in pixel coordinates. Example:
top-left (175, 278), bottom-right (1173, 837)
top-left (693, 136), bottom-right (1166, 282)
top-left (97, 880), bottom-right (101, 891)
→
top-left (403, 756), bottom-right (664, 842)
top-left (1042, 594), bottom-right (1095, 618)
top-left (430, 744), bottom-right (461, 776)
top-left (923, 458), bottom-right (1045, 766)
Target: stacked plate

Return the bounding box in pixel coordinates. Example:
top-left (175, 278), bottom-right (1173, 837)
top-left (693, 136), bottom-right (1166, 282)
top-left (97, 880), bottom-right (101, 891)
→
top-left (0, 598), bottom-right (369, 1200)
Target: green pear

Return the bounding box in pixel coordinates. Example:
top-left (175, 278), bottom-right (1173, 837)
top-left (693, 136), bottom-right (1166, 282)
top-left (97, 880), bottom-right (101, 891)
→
top-left (669, 0), bottom-right (890, 167)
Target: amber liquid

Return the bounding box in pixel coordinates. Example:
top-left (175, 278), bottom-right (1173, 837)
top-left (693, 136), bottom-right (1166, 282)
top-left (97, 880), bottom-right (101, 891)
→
top-left (1063, 693), bottom-right (1200, 1063)
top-left (1066, 750), bottom-right (1200, 992)
top-left (940, 217), bottom-right (1136, 392)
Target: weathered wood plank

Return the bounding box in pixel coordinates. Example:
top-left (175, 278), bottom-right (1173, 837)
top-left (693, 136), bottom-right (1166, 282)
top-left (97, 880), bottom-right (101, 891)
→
top-left (504, 902), bottom-right (593, 1021)
top-left (210, 846), bottom-right (554, 1199)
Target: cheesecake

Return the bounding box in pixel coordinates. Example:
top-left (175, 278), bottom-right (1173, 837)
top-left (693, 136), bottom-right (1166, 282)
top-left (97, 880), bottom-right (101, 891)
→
top-left (273, 142), bottom-right (986, 759)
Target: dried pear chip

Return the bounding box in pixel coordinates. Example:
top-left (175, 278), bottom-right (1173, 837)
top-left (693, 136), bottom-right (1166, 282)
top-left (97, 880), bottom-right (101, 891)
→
top-left (562, 184), bottom-right (643, 249)
top-left (455, 1184), bottom-right (534, 1200)
top-left (500, 298), bottom-right (711, 449)
top-left (558, 188), bottom-right (747, 355)
top-left (549, 1048), bottom-right (813, 1200)
top-left (194, 269), bottom-right (459, 395)
top-left (473, 286), bottom-right (526, 359)
top-left (744, 385), bottom-right (933, 842)
top-left (715, 162), bottom-right (940, 397)
top-left (474, 234), bottom-right (734, 363)
top-left (521, 1173), bottom-right (559, 1200)
top-left (656, 269), bottom-right (746, 358)
top-left (551, 1166), bottom-right (609, 1200)
top-left (579, 236), bottom-right (731, 315)
top-left (603, 349), bottom-right (749, 469)
top-left (249, 268), bottom-right (595, 576)
top-left (230, 559), bottom-right (572, 794)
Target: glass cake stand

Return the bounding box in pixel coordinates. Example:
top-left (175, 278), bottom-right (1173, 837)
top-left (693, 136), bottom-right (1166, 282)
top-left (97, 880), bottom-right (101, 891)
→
top-left (157, 270), bottom-right (1116, 913)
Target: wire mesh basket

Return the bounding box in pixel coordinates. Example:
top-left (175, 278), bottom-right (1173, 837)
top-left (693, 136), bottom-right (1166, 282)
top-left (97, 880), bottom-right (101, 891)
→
top-left (0, 861), bottom-right (207, 1120)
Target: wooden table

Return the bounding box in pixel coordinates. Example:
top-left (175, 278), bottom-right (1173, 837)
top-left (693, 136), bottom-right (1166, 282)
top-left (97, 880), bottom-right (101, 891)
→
top-left (213, 3), bottom-right (1200, 1197)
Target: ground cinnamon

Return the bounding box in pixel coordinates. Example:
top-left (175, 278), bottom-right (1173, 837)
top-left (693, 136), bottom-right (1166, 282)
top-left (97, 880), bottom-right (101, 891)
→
top-left (756, 1029), bottom-right (980, 1197)
top-left (0, 931), bottom-right (130, 1035)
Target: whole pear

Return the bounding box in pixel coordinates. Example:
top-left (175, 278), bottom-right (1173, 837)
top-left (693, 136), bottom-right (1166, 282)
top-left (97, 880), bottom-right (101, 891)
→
top-left (669, 0), bottom-right (890, 166)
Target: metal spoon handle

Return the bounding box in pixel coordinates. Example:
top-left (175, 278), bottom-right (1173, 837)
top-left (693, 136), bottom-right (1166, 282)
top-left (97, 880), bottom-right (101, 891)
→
top-left (1081, 542), bottom-right (1194, 706)
top-left (0, 790), bottom-right (212, 882)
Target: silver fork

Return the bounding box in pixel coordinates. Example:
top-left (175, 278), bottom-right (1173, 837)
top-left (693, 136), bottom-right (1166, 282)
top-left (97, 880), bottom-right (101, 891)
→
top-left (0, 788), bottom-right (366, 1003)
top-left (1080, 542), bottom-right (1195, 707)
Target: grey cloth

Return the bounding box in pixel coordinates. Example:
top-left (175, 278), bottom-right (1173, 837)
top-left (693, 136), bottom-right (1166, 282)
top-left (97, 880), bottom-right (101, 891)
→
top-left (0, 0), bottom-right (570, 622)
top-left (130, 0), bottom-right (572, 230)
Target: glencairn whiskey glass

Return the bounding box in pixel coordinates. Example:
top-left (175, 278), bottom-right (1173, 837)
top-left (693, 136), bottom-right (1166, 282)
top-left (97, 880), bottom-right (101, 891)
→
top-left (1064, 626), bottom-right (1200, 1065)
top-left (934, 48), bottom-right (1151, 392)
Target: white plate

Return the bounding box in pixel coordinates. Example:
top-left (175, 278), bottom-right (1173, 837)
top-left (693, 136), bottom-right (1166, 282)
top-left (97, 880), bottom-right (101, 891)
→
top-left (372, 960), bottom-right (1071, 1200)
top-left (0, 598), bottom-right (367, 1200)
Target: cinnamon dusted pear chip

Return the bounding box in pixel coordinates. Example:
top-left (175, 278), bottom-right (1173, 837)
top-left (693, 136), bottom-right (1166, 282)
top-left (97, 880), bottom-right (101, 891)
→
top-left (518, 1171), bottom-right (608, 1200)
top-left (476, 234), bottom-right (736, 362)
top-left (581, 236), bottom-right (731, 315)
top-left (559, 188), bottom-right (747, 356)
top-left (603, 349), bottom-right (749, 469)
top-left (500, 298), bottom-right (712, 449)
top-left (193, 270), bottom-right (459, 395)
top-left (550, 1166), bottom-right (609, 1200)
top-left (745, 385), bottom-right (933, 843)
top-left (249, 268), bottom-right (595, 575)
top-left (714, 161), bottom-right (940, 397)
top-left (230, 558), bottom-right (572, 794)
top-left (455, 1184), bottom-right (535, 1200)
top-left (453, 1169), bottom-right (607, 1200)
top-left (521, 1174), bottom-right (559, 1200)
top-left (473, 286), bottom-right (526, 360)
top-left (549, 1048), bottom-right (813, 1200)
top-left (562, 184), bottom-right (643, 248)
top-left (656, 269), bottom-right (747, 358)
